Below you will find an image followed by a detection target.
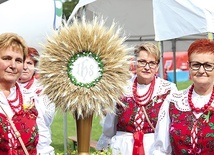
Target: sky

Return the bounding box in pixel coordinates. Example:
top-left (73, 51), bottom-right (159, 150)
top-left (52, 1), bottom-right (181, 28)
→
top-left (0, 0), bottom-right (62, 51)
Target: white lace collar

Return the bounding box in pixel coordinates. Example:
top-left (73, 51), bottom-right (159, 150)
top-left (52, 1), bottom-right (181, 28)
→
top-left (172, 86), bottom-right (214, 117)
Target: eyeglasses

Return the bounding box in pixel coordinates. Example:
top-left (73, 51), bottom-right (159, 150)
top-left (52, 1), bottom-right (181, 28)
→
top-left (189, 61), bottom-right (214, 72)
top-left (137, 60), bottom-right (158, 69)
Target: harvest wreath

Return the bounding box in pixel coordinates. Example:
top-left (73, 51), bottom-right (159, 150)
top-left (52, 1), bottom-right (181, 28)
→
top-left (38, 17), bottom-right (131, 119)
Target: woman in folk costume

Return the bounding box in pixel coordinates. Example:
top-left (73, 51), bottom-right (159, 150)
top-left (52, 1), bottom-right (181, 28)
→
top-left (96, 42), bottom-right (177, 155)
top-left (0, 32), bottom-right (48, 155)
top-left (151, 39), bottom-right (214, 155)
top-left (18, 47), bottom-right (42, 94)
top-left (18, 47), bottom-right (55, 155)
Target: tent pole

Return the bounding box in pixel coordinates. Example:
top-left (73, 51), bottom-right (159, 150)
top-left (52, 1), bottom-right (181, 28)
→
top-left (158, 41), bottom-right (164, 78)
top-left (63, 111), bottom-right (68, 155)
top-left (172, 39), bottom-right (177, 84)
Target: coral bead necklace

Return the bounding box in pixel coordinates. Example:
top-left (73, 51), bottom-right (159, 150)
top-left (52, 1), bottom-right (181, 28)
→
top-left (7, 83), bottom-right (24, 114)
top-left (24, 76), bottom-right (34, 89)
top-left (188, 85), bottom-right (214, 113)
top-left (133, 77), bottom-right (156, 106)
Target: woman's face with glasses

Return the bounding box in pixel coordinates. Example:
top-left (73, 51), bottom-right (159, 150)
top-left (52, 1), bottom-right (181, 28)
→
top-left (189, 52), bottom-right (214, 87)
top-left (135, 50), bottom-right (159, 84)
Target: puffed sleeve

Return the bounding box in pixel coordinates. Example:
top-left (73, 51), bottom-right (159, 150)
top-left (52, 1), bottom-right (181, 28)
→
top-left (35, 97), bottom-right (55, 155)
top-left (96, 112), bottom-right (118, 150)
top-left (38, 94), bottom-right (55, 128)
top-left (150, 94), bottom-right (172, 155)
top-left (170, 83), bottom-right (178, 93)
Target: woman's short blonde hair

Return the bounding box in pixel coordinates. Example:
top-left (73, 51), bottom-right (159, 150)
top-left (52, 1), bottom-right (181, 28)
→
top-left (134, 42), bottom-right (160, 63)
top-left (0, 32), bottom-right (28, 61)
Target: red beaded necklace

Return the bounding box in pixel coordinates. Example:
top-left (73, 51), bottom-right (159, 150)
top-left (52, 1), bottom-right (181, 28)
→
top-left (24, 76), bottom-right (34, 89)
top-left (133, 77), bottom-right (156, 106)
top-left (7, 83), bottom-right (24, 114)
top-left (188, 85), bottom-right (214, 113)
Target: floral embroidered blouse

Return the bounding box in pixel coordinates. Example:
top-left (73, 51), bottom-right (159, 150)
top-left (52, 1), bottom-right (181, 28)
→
top-left (152, 85), bottom-right (214, 155)
top-left (117, 92), bottom-right (171, 134)
top-left (96, 75), bottom-right (177, 154)
top-left (0, 83), bottom-right (49, 155)
top-left (18, 77), bottom-right (55, 155)
top-left (0, 107), bottom-right (38, 155)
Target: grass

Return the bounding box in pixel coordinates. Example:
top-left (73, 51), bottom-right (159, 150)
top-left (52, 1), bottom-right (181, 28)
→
top-left (51, 110), bottom-right (103, 154)
top-left (51, 80), bottom-right (193, 154)
top-left (176, 80), bottom-right (192, 90)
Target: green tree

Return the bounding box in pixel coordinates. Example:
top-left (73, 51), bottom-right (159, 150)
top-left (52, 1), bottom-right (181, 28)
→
top-left (63, 0), bottom-right (79, 20)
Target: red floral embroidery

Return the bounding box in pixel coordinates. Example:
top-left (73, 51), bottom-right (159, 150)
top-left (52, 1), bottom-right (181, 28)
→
top-left (117, 91), bottom-right (170, 133)
top-left (169, 102), bottom-right (214, 155)
top-left (0, 106), bottom-right (38, 155)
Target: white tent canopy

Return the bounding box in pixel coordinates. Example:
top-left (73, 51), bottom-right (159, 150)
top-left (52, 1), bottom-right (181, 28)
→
top-left (69, 0), bottom-right (211, 52)
top-left (69, 0), bottom-right (155, 41)
top-left (86, 0), bottom-right (154, 38)
top-left (153, 0), bottom-right (214, 41)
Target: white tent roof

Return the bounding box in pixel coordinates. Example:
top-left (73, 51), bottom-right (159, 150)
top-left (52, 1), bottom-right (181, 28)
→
top-left (69, 0), bottom-right (155, 40)
top-left (153, 0), bottom-right (214, 41)
top-left (69, 0), bottom-right (212, 52)
top-left (70, 0), bottom-right (213, 41)
top-left (87, 0), bottom-right (154, 38)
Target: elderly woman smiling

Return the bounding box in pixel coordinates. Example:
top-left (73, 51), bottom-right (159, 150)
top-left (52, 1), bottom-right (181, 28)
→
top-left (152, 38), bottom-right (214, 155)
top-left (0, 32), bottom-right (49, 155)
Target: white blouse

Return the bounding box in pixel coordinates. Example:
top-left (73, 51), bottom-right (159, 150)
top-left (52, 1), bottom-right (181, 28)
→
top-left (18, 79), bottom-right (55, 155)
top-left (0, 84), bottom-right (55, 155)
top-left (151, 85), bottom-right (213, 155)
top-left (96, 75), bottom-right (177, 155)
